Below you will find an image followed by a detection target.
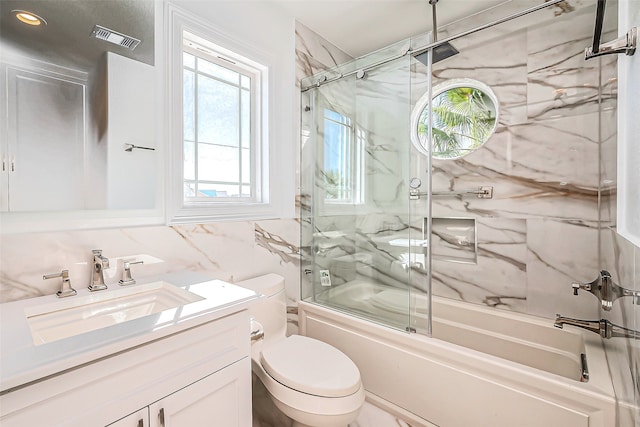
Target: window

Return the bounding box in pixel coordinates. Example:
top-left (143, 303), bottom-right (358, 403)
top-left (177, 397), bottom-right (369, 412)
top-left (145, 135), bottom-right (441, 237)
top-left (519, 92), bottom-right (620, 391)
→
top-left (411, 78), bottom-right (499, 160)
top-left (182, 37), bottom-right (261, 202)
top-left (322, 109), bottom-right (364, 206)
top-left (167, 6), bottom-right (295, 224)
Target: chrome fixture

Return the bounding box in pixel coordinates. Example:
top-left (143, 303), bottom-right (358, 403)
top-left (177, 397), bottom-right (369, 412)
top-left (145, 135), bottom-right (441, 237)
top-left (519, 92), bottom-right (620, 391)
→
top-left (414, 0), bottom-right (459, 65)
top-left (89, 249), bottom-right (110, 292)
top-left (43, 269), bottom-right (77, 298)
top-left (584, 0), bottom-right (636, 60)
top-left (554, 315), bottom-right (640, 340)
top-left (411, 0), bottom-right (563, 59)
top-left (119, 259), bottom-right (144, 286)
top-left (401, 260), bottom-right (425, 272)
top-left (579, 354), bottom-right (589, 383)
top-left (571, 270), bottom-right (640, 311)
top-left (410, 185), bottom-right (493, 200)
top-left (124, 143), bottom-right (155, 152)
top-left (433, 186), bottom-right (493, 198)
top-left (250, 318), bottom-right (265, 342)
top-left (301, 0), bottom-right (565, 91)
top-left (586, 27), bottom-right (637, 60)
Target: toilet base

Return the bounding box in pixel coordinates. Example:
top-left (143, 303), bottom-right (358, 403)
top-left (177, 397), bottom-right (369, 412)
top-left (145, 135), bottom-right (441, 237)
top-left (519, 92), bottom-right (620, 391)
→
top-left (271, 394), bottom-right (361, 427)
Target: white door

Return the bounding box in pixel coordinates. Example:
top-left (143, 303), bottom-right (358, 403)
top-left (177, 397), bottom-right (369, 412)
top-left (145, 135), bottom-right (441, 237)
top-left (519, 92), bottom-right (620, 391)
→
top-left (5, 66), bottom-right (85, 212)
top-left (149, 359), bottom-right (252, 427)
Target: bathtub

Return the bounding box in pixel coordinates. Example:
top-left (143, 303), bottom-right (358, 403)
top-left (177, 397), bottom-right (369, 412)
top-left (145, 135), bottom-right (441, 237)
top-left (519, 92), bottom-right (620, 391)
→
top-left (299, 281), bottom-right (616, 427)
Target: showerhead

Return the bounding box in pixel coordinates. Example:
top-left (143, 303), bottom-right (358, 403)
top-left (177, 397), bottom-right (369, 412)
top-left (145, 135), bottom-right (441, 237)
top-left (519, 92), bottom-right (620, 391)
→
top-left (414, 42), bottom-right (459, 65)
top-left (414, 0), bottom-right (459, 65)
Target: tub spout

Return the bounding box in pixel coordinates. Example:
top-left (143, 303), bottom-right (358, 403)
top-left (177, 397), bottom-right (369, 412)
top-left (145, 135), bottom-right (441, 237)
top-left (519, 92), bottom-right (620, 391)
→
top-left (554, 315), bottom-right (602, 336)
top-left (554, 315), bottom-right (640, 339)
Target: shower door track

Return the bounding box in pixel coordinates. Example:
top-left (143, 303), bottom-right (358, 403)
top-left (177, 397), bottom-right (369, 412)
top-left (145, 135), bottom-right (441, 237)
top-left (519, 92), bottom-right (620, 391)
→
top-left (410, 0), bottom-right (564, 58)
top-left (301, 0), bottom-right (564, 91)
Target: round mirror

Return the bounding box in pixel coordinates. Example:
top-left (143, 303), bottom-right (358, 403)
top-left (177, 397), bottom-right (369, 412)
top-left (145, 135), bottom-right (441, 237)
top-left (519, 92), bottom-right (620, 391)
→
top-left (411, 79), bottom-right (499, 159)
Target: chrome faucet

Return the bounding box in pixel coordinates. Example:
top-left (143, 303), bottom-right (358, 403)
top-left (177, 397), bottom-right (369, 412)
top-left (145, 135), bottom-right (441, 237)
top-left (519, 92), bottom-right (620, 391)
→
top-left (554, 315), bottom-right (640, 339)
top-left (571, 270), bottom-right (640, 311)
top-left (89, 249), bottom-right (109, 291)
top-left (43, 269), bottom-right (77, 298)
top-left (119, 259), bottom-right (144, 286)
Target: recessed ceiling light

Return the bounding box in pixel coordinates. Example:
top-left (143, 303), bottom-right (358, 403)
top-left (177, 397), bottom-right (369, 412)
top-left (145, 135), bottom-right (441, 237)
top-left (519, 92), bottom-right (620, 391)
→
top-left (12, 10), bottom-right (47, 26)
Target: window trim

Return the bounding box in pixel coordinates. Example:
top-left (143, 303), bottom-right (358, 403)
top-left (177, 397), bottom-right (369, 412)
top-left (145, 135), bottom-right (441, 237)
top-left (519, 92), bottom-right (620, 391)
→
top-left (182, 41), bottom-right (262, 204)
top-left (166, 4), bottom-right (292, 223)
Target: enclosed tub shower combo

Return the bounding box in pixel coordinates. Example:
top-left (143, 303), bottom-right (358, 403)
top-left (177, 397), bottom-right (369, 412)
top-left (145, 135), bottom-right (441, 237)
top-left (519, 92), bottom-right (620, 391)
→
top-left (299, 0), bottom-right (639, 426)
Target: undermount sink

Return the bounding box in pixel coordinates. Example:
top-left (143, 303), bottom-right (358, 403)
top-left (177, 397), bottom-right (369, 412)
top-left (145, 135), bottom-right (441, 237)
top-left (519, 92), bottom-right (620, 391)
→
top-left (25, 281), bottom-right (204, 346)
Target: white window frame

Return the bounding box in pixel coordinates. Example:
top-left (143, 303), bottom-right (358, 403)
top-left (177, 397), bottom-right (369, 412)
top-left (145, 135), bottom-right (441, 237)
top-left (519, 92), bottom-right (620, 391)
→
top-left (166, 5), bottom-right (292, 223)
top-left (182, 39), bottom-right (262, 203)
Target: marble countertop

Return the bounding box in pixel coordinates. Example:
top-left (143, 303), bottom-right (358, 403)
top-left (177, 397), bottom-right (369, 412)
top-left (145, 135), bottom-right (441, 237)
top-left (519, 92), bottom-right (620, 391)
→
top-left (0, 271), bottom-right (260, 393)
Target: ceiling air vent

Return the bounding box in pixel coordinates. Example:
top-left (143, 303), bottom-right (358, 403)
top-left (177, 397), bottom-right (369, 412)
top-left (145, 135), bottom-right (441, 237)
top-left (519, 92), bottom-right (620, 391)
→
top-left (91, 25), bottom-right (141, 50)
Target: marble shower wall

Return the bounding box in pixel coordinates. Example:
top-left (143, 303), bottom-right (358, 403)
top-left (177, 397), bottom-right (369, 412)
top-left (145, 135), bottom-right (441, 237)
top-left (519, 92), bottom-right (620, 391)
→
top-left (429, 0), bottom-right (616, 320)
top-left (600, 230), bottom-right (640, 426)
top-left (598, 0), bottom-right (640, 421)
top-left (300, 0), bottom-right (616, 320)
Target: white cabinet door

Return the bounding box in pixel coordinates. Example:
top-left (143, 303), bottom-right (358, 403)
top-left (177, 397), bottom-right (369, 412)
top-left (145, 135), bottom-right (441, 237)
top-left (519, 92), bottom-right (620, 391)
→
top-left (149, 359), bottom-right (251, 427)
top-left (107, 408), bottom-right (149, 427)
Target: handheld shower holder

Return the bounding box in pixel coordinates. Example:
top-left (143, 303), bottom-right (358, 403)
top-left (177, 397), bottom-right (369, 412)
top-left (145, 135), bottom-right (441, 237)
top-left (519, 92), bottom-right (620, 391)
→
top-left (571, 270), bottom-right (640, 311)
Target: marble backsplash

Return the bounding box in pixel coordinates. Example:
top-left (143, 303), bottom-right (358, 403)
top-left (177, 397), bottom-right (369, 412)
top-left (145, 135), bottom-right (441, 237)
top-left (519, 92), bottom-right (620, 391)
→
top-left (0, 219), bottom-right (301, 304)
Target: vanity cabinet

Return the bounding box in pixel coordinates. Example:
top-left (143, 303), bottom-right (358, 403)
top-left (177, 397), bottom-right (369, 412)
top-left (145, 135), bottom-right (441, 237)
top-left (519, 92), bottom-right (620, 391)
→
top-left (108, 359), bottom-right (250, 427)
top-left (0, 310), bottom-right (252, 427)
top-left (108, 409), bottom-right (149, 427)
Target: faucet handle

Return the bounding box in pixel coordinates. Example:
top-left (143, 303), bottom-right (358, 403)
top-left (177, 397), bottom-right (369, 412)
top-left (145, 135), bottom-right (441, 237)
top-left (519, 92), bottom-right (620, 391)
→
top-left (572, 270), bottom-right (640, 311)
top-left (92, 249), bottom-right (110, 269)
top-left (572, 281), bottom-right (590, 295)
top-left (44, 269), bottom-right (77, 298)
top-left (119, 259), bottom-right (144, 286)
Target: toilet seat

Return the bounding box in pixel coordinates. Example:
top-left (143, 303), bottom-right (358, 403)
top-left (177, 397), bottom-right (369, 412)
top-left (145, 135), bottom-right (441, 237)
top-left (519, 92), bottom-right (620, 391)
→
top-left (260, 335), bottom-right (361, 398)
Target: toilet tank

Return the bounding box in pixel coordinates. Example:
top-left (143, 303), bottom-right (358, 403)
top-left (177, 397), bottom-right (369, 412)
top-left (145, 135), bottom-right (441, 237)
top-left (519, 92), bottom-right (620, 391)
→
top-left (236, 274), bottom-right (287, 342)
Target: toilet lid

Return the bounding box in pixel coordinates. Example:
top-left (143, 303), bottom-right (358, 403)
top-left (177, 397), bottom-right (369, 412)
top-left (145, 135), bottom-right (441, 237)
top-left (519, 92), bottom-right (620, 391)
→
top-left (260, 335), bottom-right (361, 398)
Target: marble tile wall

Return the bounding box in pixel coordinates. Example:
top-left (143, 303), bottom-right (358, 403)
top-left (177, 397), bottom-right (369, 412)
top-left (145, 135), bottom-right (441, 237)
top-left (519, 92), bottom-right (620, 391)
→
top-left (301, 0), bottom-right (616, 320)
top-left (598, 0), bottom-right (639, 418)
top-left (428, 0), bottom-right (616, 320)
top-left (601, 230), bottom-right (640, 426)
top-left (0, 219), bottom-right (300, 304)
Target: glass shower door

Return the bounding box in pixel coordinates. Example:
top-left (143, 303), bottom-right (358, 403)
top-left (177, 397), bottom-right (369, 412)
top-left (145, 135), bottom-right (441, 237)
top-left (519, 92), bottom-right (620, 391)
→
top-left (301, 48), bottom-right (431, 334)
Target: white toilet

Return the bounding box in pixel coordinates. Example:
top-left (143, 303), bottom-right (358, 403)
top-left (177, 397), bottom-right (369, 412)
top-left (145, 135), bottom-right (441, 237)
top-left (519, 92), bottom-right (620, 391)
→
top-left (236, 274), bottom-right (365, 427)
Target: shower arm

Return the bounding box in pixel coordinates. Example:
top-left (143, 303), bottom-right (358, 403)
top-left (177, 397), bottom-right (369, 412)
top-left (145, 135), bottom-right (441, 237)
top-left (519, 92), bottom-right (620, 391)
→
top-left (411, 0), bottom-right (564, 58)
top-left (429, 0), bottom-right (439, 43)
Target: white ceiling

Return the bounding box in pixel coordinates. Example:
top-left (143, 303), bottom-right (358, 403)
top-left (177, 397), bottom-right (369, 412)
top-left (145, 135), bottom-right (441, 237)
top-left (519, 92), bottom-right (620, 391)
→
top-left (271, 0), bottom-right (509, 57)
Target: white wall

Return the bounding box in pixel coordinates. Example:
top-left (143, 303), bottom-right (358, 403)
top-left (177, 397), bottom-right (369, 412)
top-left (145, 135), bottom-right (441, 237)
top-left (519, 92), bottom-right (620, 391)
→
top-left (106, 52), bottom-right (157, 210)
top-left (168, 0), bottom-right (297, 220)
top-left (617, 0), bottom-right (640, 247)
